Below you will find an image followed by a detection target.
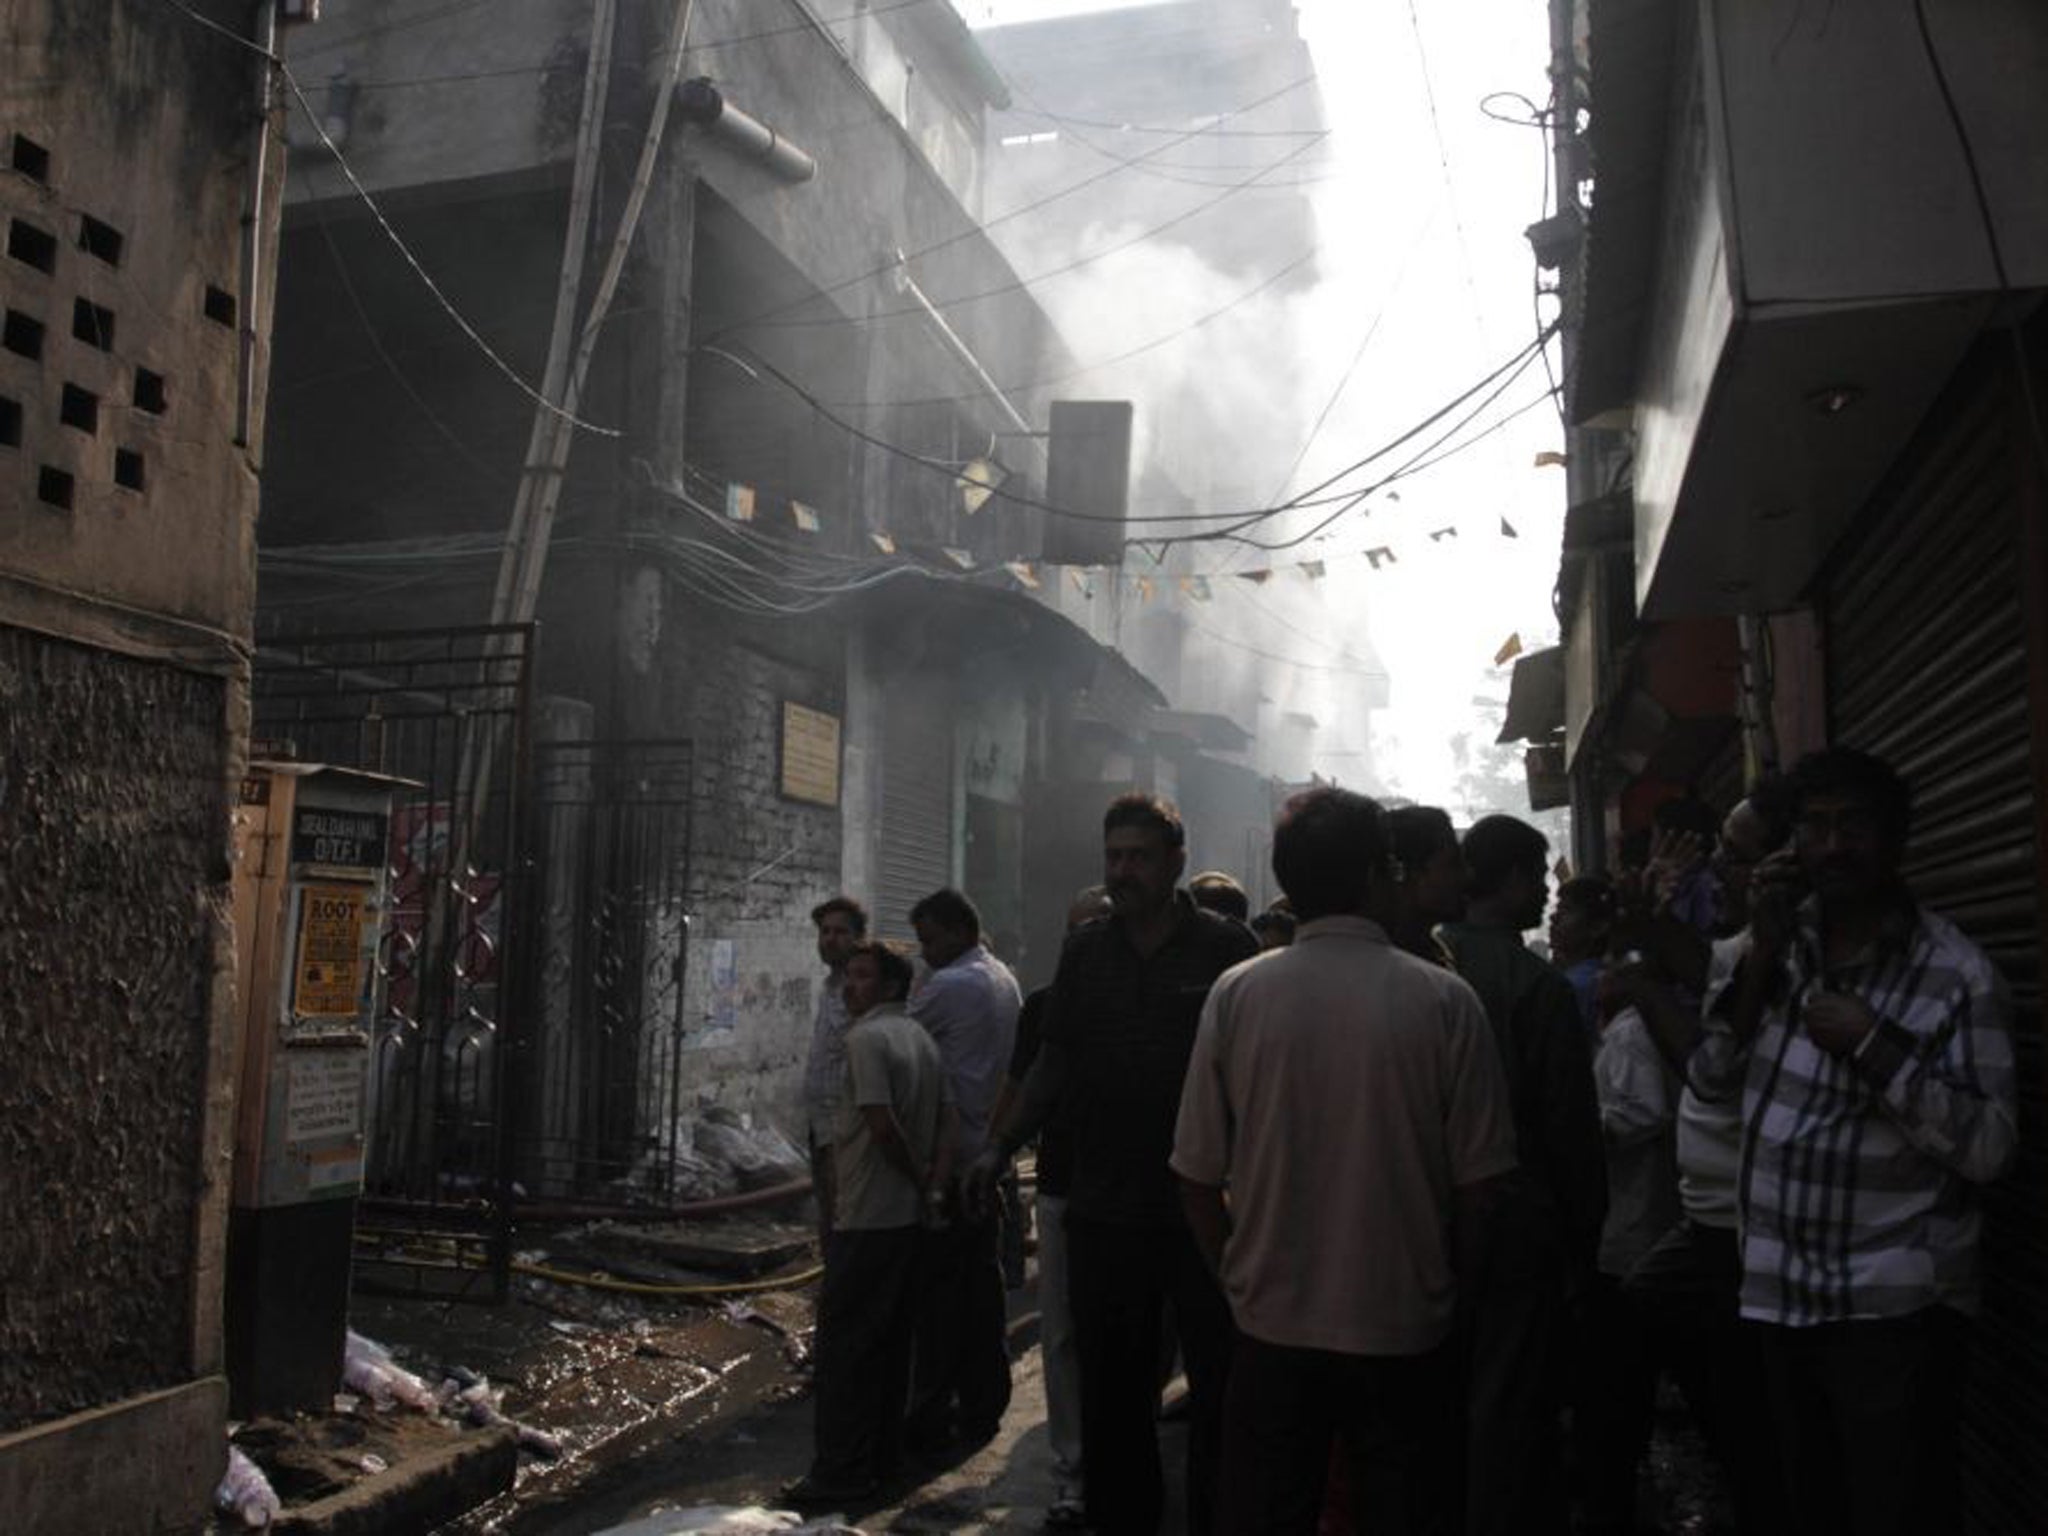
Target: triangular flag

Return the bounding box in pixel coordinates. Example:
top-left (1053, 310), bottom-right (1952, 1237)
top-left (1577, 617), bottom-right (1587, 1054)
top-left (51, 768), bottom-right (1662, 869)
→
top-left (1298, 560), bottom-right (1326, 580)
top-left (942, 547), bottom-right (975, 569)
top-left (1385, 490), bottom-right (1401, 503)
top-left (1500, 517), bottom-right (1519, 538)
top-left (1493, 632), bottom-right (1525, 667)
top-left (725, 483), bottom-right (756, 522)
top-left (870, 531), bottom-right (897, 554)
top-left (790, 500), bottom-right (821, 533)
top-left (1005, 560), bottom-right (1041, 589)
top-left (958, 457), bottom-right (1005, 515)
top-left (1429, 526), bottom-right (1458, 542)
top-left (1533, 450), bottom-right (1568, 468)
top-left (1366, 546), bottom-right (1397, 570)
top-left (1137, 576), bottom-right (1156, 603)
top-left (1237, 570), bottom-right (1273, 585)
top-left (1066, 568), bottom-right (1089, 594)
top-left (1178, 576), bottom-right (1212, 601)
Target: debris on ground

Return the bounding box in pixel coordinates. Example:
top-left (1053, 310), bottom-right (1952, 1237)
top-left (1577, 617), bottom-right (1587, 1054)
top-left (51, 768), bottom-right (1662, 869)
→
top-left (591, 1507), bottom-right (863, 1535)
top-left (214, 1444), bottom-right (283, 1529)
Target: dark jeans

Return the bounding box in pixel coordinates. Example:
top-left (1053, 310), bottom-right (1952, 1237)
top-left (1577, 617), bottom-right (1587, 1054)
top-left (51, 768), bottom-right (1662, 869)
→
top-left (908, 1207), bottom-right (1012, 1447)
top-left (811, 1225), bottom-right (921, 1487)
top-left (1223, 1334), bottom-right (1458, 1536)
top-left (1068, 1213), bottom-right (1234, 1536)
top-left (1758, 1306), bottom-right (1968, 1536)
top-left (1624, 1218), bottom-right (1786, 1536)
top-left (1575, 1273), bottom-right (1656, 1536)
top-left (1463, 1198), bottom-right (1568, 1536)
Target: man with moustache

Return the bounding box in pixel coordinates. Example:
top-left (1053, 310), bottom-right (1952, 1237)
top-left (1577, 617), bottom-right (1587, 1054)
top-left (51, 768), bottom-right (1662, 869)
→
top-left (970, 793), bottom-right (1259, 1535)
top-left (803, 896), bottom-right (868, 1240)
top-left (1690, 749), bottom-right (2016, 1536)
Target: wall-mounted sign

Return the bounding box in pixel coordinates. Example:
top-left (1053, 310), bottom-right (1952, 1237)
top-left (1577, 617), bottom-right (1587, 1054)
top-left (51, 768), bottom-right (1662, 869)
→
top-left (780, 701), bottom-right (841, 807)
top-left (291, 807), bottom-right (387, 874)
top-left (293, 884), bottom-right (373, 1018)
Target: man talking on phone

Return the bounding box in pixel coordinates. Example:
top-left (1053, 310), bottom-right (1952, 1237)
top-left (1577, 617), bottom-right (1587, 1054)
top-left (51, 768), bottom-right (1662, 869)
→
top-left (1690, 748), bottom-right (2016, 1536)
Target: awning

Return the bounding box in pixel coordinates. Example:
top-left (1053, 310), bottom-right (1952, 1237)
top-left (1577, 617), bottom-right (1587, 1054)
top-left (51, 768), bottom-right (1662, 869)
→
top-left (1497, 646), bottom-right (1565, 744)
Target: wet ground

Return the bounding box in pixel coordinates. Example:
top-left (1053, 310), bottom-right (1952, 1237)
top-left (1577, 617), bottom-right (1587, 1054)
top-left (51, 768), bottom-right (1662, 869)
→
top-left (218, 1207), bottom-right (1734, 1534)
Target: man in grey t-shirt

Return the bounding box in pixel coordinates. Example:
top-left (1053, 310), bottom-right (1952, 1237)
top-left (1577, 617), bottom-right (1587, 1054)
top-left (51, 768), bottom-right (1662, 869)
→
top-left (788, 942), bottom-right (955, 1508)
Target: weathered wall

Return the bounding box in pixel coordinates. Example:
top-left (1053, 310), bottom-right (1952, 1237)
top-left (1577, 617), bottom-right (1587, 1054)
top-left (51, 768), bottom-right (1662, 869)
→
top-left (0, 0), bottom-right (270, 634)
top-left (0, 626), bottom-right (230, 1431)
top-left (0, 4), bottom-right (281, 1517)
top-left (652, 608), bottom-right (846, 1135)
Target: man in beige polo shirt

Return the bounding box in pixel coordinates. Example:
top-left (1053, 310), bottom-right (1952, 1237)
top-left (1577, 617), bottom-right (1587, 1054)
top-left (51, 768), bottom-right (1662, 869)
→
top-left (1174, 787), bottom-right (1518, 1536)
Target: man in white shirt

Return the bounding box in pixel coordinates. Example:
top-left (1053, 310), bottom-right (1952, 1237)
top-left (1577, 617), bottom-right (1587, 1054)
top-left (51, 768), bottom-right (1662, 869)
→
top-left (906, 887), bottom-right (1022, 1453)
top-left (1173, 788), bottom-right (1518, 1535)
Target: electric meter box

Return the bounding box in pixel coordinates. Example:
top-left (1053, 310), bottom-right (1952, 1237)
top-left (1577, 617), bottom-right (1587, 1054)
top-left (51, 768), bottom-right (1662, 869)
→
top-left (226, 761), bottom-right (409, 1417)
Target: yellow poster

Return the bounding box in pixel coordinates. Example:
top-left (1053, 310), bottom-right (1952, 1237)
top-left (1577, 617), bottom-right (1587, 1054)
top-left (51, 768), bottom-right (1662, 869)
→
top-left (295, 884), bottom-right (370, 1018)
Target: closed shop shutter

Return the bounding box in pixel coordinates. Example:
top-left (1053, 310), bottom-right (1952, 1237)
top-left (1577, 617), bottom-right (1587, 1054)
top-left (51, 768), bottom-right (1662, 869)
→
top-left (875, 679), bottom-right (954, 940)
top-left (1821, 341), bottom-right (2048, 1535)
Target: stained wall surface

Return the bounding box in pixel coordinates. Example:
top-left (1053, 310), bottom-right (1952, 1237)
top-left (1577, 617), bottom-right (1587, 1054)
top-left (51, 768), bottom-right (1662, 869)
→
top-left (0, 626), bottom-right (230, 1432)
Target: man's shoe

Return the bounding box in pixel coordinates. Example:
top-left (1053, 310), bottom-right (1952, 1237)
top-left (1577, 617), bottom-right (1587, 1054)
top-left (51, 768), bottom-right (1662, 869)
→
top-left (1044, 1496), bottom-right (1089, 1529)
top-left (781, 1472), bottom-right (875, 1510)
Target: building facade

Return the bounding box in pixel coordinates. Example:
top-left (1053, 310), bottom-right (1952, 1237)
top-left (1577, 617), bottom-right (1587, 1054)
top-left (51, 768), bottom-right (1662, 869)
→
top-left (0, 0), bottom-right (289, 1526)
top-left (1544, 1), bottom-right (2048, 1523)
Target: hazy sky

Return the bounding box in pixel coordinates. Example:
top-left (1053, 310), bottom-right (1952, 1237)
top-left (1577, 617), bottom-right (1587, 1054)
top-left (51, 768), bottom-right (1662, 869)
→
top-left (961, 0), bottom-right (1566, 811)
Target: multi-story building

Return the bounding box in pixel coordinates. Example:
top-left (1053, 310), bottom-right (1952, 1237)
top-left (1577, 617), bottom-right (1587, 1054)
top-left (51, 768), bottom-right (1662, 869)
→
top-left (254, 0), bottom-right (1248, 1248)
top-left (1533, 1), bottom-right (2048, 1522)
top-left (0, 0), bottom-right (289, 1526)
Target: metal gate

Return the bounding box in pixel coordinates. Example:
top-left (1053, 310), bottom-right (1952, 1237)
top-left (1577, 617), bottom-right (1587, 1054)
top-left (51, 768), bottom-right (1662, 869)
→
top-left (1820, 340), bottom-right (2048, 1535)
top-left (522, 738), bottom-right (697, 1210)
top-left (251, 625), bottom-right (534, 1300)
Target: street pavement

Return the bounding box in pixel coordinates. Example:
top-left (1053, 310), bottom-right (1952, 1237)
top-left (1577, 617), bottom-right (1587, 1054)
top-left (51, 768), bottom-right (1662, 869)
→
top-left (556, 1317), bottom-right (1191, 1534)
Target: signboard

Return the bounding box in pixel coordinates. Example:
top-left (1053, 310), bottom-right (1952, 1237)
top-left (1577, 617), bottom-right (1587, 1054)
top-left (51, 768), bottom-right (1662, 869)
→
top-left (293, 884), bottom-right (372, 1019)
top-left (291, 806), bottom-right (387, 874)
top-left (284, 1050), bottom-right (365, 1144)
top-left (780, 701), bottom-right (842, 807)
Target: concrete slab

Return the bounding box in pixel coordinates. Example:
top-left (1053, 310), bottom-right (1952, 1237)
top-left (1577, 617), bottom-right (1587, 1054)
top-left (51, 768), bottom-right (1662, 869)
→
top-left (0, 1375), bottom-right (225, 1535)
top-left (274, 1423), bottom-right (517, 1534)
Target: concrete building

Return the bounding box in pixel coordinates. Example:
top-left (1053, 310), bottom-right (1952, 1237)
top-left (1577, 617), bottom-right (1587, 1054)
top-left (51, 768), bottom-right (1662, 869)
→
top-left (0, 0), bottom-right (289, 1526)
top-left (1532, 0), bottom-right (2048, 1523)
top-left (253, 0), bottom-right (1209, 1242)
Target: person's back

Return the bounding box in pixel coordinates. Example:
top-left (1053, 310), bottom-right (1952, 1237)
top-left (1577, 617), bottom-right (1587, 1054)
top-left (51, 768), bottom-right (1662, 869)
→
top-left (1439, 910), bottom-right (1605, 1267)
top-left (1178, 919), bottom-right (1514, 1356)
top-left (1175, 788), bottom-right (1517, 1536)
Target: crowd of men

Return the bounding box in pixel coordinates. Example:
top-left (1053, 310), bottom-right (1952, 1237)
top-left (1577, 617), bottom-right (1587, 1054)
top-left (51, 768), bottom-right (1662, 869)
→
top-left (785, 747), bottom-right (2016, 1536)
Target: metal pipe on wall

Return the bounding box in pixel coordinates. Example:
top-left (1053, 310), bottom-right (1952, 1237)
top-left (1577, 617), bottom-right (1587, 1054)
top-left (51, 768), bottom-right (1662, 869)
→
top-left (234, 0), bottom-right (280, 448)
top-left (675, 79), bottom-right (817, 183)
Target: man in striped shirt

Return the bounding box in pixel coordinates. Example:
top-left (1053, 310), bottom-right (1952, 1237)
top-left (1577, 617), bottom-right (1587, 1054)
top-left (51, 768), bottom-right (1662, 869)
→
top-left (1691, 748), bottom-right (2016, 1536)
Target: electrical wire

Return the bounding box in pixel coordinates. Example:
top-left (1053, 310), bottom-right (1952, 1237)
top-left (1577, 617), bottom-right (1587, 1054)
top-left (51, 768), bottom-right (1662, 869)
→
top-left (828, 245), bottom-right (1320, 411)
top-left (716, 324), bottom-right (1558, 533)
top-left (328, 0), bottom-right (939, 85)
top-left (736, 117), bottom-right (1331, 332)
top-left (157, 0), bottom-right (626, 438)
top-left (704, 69), bottom-right (1320, 339)
top-left (1909, 0), bottom-right (2048, 484)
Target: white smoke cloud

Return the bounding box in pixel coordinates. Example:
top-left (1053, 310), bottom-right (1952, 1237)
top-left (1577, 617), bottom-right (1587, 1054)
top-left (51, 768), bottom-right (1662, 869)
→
top-left (971, 0), bottom-right (1569, 812)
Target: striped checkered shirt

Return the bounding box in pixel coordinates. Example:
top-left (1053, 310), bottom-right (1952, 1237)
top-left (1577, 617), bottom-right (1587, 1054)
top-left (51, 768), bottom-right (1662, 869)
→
top-left (1691, 901), bottom-right (2016, 1327)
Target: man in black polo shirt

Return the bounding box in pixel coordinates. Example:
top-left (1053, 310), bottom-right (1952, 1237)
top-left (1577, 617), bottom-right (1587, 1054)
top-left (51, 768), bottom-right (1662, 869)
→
top-left (971, 794), bottom-right (1259, 1535)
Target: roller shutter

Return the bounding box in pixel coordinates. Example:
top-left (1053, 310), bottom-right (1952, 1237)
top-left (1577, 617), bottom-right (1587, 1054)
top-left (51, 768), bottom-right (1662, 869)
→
top-left (875, 678), bottom-right (955, 940)
top-left (1821, 340), bottom-right (2048, 1536)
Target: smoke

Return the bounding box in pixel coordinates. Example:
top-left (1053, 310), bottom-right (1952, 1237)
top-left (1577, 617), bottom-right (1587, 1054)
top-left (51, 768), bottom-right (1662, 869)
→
top-left (970, 0), bottom-right (1569, 812)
